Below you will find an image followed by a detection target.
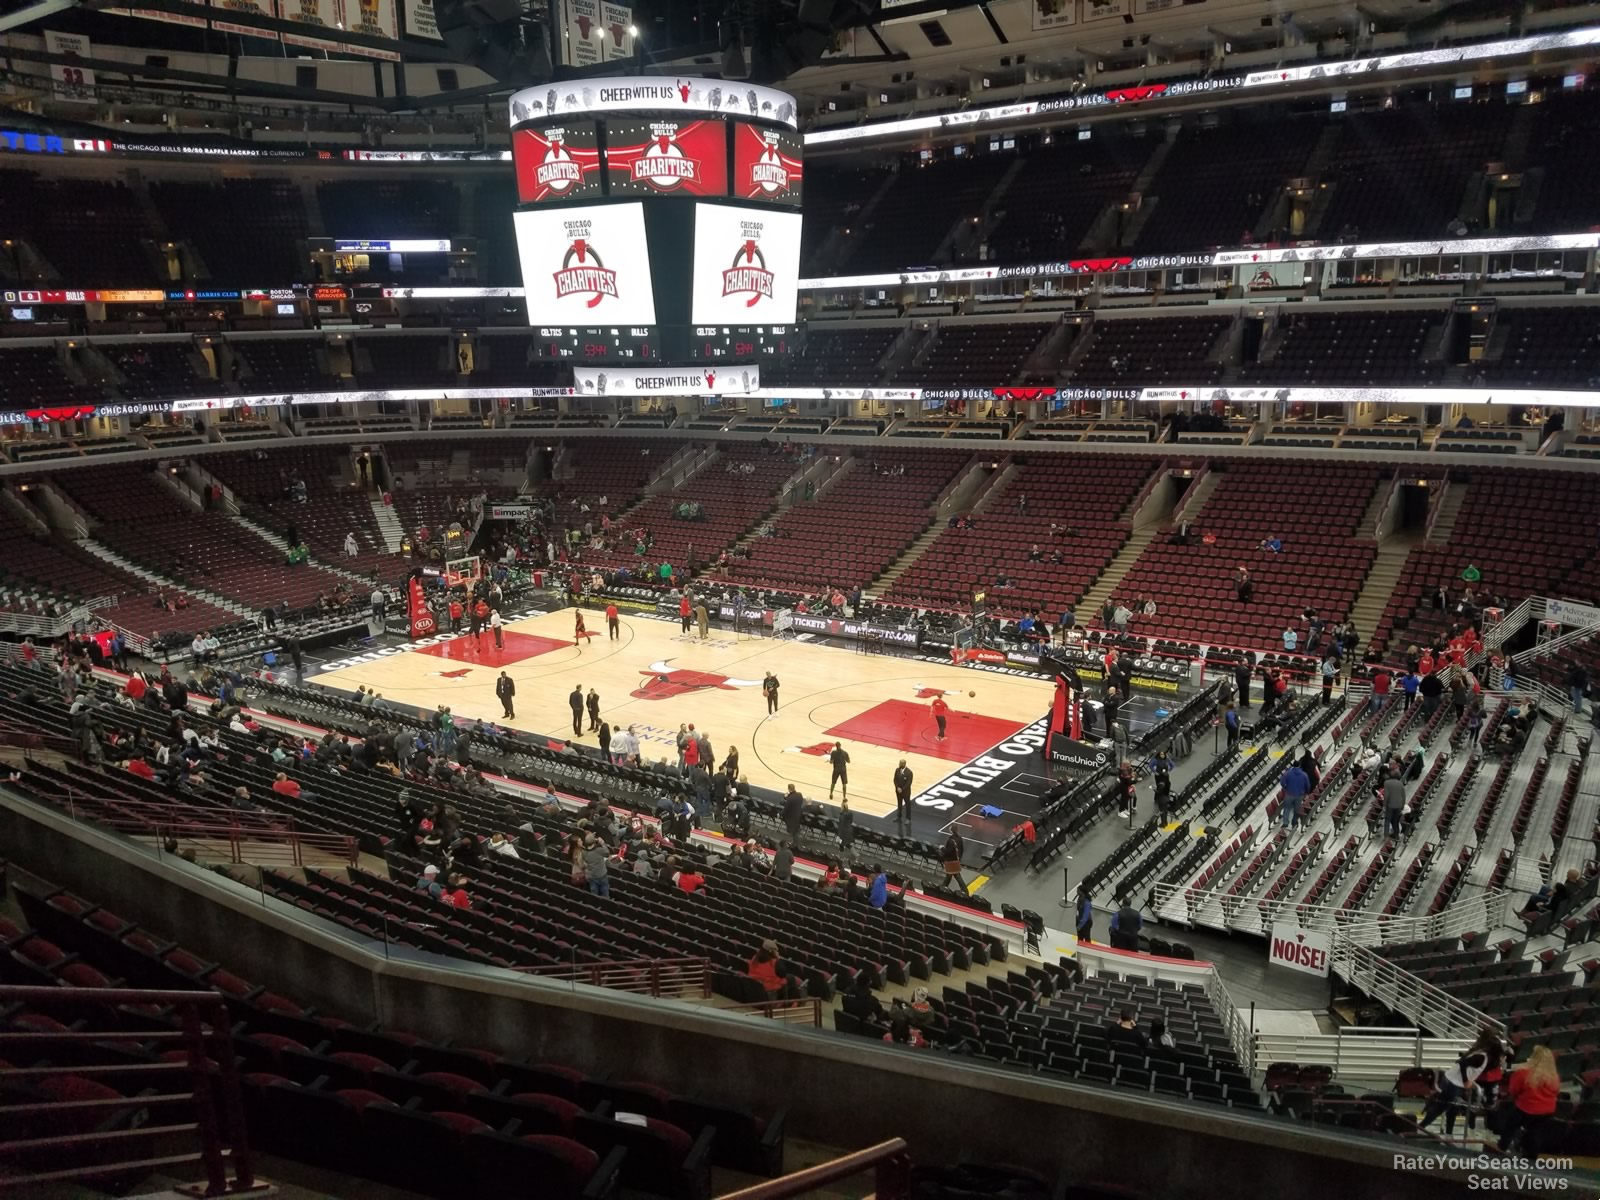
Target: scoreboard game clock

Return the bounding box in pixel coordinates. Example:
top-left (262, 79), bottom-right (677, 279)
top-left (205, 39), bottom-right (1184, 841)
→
top-left (533, 327), bottom-right (660, 361)
top-left (688, 326), bottom-right (793, 362)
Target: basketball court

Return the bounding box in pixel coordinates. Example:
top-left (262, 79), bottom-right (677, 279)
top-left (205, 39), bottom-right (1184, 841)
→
top-left (311, 608), bottom-right (1056, 820)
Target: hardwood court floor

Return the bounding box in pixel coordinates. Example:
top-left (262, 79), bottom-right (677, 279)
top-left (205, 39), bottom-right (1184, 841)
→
top-left (312, 609), bottom-right (1053, 819)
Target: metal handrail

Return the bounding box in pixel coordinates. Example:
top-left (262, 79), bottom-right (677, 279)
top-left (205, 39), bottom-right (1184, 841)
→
top-left (1254, 1025), bottom-right (1476, 1081)
top-left (38, 786), bottom-right (359, 867)
top-left (1204, 967), bottom-right (1256, 1076)
top-left (513, 956), bottom-right (713, 999)
top-left (1513, 618), bottom-right (1600, 666)
top-left (1484, 596), bottom-right (1533, 654)
top-left (0, 985), bottom-right (254, 1197)
top-left (714, 1138), bottom-right (911, 1200)
top-left (721, 997), bottom-right (825, 1028)
top-left (1151, 881), bottom-right (1509, 945)
top-left (1330, 937), bottom-right (1504, 1042)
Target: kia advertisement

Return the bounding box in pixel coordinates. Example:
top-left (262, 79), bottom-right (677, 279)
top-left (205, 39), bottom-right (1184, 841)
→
top-left (513, 203), bottom-right (658, 326)
top-left (690, 203), bottom-right (801, 325)
top-left (732, 122), bottom-right (803, 205)
top-left (604, 117), bottom-right (728, 197)
top-left (512, 122), bottom-right (603, 203)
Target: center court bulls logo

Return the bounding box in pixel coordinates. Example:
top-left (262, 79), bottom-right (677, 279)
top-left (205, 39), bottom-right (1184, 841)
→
top-left (722, 228), bottom-right (775, 308)
top-left (535, 129), bottom-right (582, 194)
top-left (631, 659), bottom-right (761, 700)
top-left (631, 123), bottom-right (699, 188)
top-left (552, 225), bottom-right (619, 309)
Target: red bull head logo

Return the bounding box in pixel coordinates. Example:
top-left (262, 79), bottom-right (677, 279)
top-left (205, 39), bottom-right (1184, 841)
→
top-left (631, 659), bottom-right (761, 700)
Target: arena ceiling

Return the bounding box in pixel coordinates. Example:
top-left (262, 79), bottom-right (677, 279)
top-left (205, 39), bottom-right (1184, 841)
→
top-left (0, 0), bottom-right (1565, 122)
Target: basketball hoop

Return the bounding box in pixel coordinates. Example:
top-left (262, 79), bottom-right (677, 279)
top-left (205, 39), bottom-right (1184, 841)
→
top-left (444, 555), bottom-right (483, 590)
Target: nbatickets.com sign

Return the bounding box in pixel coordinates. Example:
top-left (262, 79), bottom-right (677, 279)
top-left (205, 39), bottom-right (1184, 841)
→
top-left (723, 218), bottom-right (776, 308)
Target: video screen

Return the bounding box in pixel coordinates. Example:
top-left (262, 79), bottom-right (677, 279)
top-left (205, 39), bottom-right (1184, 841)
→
top-left (690, 203), bottom-right (801, 325)
top-left (732, 122), bottom-right (803, 205)
top-left (512, 122), bottom-right (603, 204)
top-left (514, 203), bottom-right (658, 326)
top-left (605, 117), bottom-right (729, 197)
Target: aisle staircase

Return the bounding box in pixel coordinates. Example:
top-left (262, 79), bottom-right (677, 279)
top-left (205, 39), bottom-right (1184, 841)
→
top-left (1427, 482), bottom-right (1468, 544)
top-left (871, 524), bottom-right (946, 596)
top-left (368, 497), bottom-right (405, 553)
top-left (228, 513), bottom-right (374, 586)
top-left (1348, 535), bottom-right (1420, 649)
top-left (78, 539), bottom-right (250, 617)
top-left (1076, 527), bottom-right (1159, 618)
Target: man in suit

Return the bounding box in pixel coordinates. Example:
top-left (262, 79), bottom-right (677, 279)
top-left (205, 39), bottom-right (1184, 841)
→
top-left (782, 784), bottom-right (805, 841)
top-left (893, 760), bottom-right (913, 825)
top-left (496, 671), bottom-right (515, 719)
top-left (568, 685), bottom-right (584, 737)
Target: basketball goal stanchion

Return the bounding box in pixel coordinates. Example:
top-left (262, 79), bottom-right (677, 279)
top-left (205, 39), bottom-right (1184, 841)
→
top-left (773, 608), bottom-right (794, 642)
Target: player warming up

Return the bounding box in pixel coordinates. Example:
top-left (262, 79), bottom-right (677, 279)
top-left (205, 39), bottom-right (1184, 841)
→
top-left (574, 606), bottom-right (587, 651)
top-left (828, 742), bottom-right (850, 800)
top-left (931, 694), bottom-right (949, 741)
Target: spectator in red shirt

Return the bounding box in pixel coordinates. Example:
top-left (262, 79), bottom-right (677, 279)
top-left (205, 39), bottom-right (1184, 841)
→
top-left (1498, 1045), bottom-right (1561, 1153)
top-left (446, 876), bottom-right (471, 909)
top-left (606, 602), bottom-right (620, 641)
top-left (271, 773), bottom-right (301, 799)
top-left (883, 1013), bottom-right (928, 1048)
top-left (1369, 666), bottom-right (1391, 714)
top-left (931, 696), bottom-right (949, 741)
top-left (675, 865), bottom-right (707, 894)
top-left (125, 755), bottom-right (156, 781)
top-left (124, 673), bottom-right (147, 703)
top-left (747, 939), bottom-right (784, 997)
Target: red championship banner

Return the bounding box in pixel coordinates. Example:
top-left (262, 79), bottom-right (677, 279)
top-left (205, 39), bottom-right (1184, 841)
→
top-left (605, 117), bottom-right (728, 196)
top-left (512, 123), bottom-right (603, 203)
top-left (732, 122), bottom-right (803, 205)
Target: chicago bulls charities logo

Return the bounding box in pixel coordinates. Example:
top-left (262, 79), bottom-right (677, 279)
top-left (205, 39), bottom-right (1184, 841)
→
top-left (632, 123), bottom-right (699, 188)
top-left (704, 370), bottom-right (716, 389)
top-left (536, 129), bottom-right (582, 192)
top-left (677, 80), bottom-right (692, 103)
top-left (552, 218), bottom-right (618, 309)
top-left (631, 659), bottom-right (760, 700)
top-left (749, 131), bottom-right (790, 194)
top-left (722, 220), bottom-right (775, 308)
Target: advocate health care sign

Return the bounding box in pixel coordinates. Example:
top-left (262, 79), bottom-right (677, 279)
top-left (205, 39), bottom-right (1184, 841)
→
top-left (1268, 926), bottom-right (1332, 978)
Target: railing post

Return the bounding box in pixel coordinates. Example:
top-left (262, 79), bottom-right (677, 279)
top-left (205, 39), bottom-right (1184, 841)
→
top-left (875, 1145), bottom-right (913, 1200)
top-left (179, 1001), bottom-right (229, 1197)
top-left (208, 1000), bottom-right (256, 1192)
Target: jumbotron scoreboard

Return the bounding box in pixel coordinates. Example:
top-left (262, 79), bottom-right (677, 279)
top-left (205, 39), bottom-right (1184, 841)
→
top-left (506, 78), bottom-right (804, 365)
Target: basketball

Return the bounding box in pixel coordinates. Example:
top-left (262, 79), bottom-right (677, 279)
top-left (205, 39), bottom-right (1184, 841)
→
top-left (968, 690), bottom-right (976, 698)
